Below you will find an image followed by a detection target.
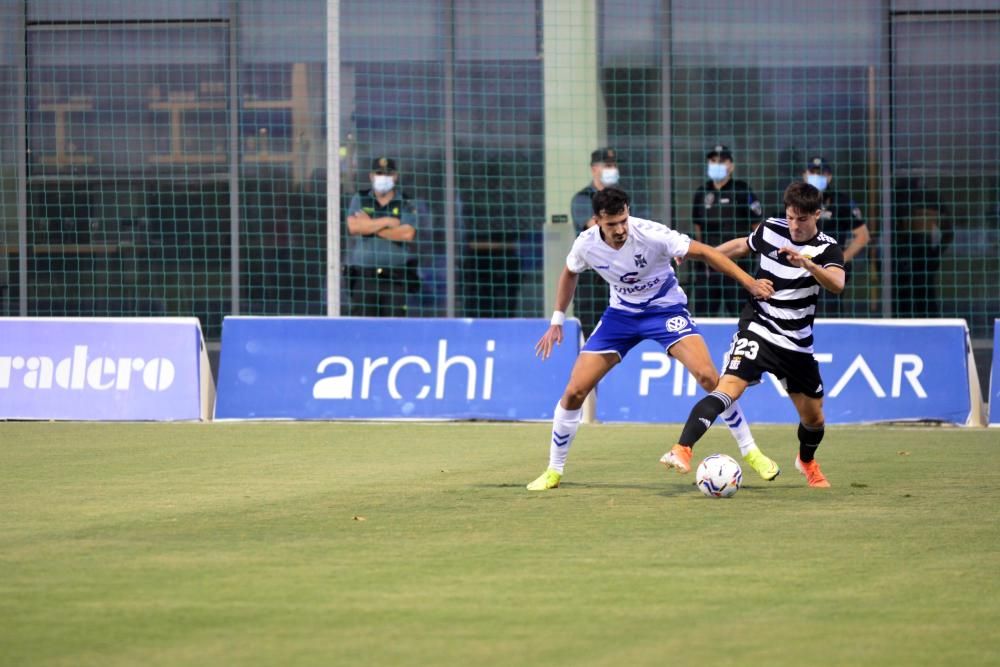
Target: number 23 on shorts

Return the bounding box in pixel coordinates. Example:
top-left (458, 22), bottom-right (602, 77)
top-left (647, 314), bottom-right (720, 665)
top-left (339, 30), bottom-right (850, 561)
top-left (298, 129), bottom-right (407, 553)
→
top-left (731, 336), bottom-right (759, 360)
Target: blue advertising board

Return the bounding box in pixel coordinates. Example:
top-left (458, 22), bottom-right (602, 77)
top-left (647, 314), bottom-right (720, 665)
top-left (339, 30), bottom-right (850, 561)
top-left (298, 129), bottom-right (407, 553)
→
top-left (215, 317), bottom-right (580, 420)
top-left (0, 317), bottom-right (210, 421)
top-left (990, 319), bottom-right (1000, 427)
top-left (598, 319), bottom-right (977, 425)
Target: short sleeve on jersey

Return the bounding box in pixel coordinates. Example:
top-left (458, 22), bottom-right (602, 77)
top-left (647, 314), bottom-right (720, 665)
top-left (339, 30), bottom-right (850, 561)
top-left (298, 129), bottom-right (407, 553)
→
top-left (666, 228), bottom-right (692, 258)
top-left (566, 236), bottom-right (589, 273)
top-left (747, 223), bottom-right (766, 253)
top-left (634, 218), bottom-right (691, 258)
top-left (816, 241), bottom-right (845, 268)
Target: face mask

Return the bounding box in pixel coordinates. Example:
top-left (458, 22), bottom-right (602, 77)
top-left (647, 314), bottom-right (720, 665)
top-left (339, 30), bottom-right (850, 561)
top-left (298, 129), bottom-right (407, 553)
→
top-left (806, 173), bottom-right (828, 192)
top-left (707, 163), bottom-right (728, 182)
top-left (372, 175), bottom-right (395, 195)
top-left (600, 167), bottom-right (620, 186)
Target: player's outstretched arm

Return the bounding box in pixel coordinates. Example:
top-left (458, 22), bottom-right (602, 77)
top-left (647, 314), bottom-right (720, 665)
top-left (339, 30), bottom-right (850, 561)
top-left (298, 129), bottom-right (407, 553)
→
top-left (714, 237), bottom-right (751, 260)
top-left (686, 241), bottom-right (773, 300)
top-left (779, 247), bottom-right (846, 294)
top-left (535, 268), bottom-right (580, 360)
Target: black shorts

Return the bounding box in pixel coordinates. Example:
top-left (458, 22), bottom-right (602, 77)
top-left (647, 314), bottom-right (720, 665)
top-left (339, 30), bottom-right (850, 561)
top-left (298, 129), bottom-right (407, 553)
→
top-left (722, 329), bottom-right (825, 398)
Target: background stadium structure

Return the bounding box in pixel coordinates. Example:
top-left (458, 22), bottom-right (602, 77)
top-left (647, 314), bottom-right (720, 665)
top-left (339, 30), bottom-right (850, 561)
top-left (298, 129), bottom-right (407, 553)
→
top-left (0, 1), bottom-right (997, 350)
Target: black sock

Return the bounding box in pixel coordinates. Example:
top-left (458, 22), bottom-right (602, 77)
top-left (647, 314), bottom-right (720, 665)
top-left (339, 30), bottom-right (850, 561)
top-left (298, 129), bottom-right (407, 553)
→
top-left (798, 422), bottom-right (825, 462)
top-left (678, 392), bottom-right (732, 447)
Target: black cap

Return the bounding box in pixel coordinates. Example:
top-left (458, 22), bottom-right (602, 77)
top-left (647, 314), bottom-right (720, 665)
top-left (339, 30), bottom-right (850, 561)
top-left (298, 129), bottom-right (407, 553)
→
top-left (806, 156), bottom-right (832, 173)
top-left (706, 144), bottom-right (733, 161)
top-left (590, 147), bottom-right (618, 164)
top-left (371, 156), bottom-right (398, 173)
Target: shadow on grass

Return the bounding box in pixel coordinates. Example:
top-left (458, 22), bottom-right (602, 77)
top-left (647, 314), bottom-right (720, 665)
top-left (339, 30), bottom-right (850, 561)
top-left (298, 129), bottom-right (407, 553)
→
top-left (481, 478), bottom-right (815, 498)
top-left (479, 481), bottom-right (689, 496)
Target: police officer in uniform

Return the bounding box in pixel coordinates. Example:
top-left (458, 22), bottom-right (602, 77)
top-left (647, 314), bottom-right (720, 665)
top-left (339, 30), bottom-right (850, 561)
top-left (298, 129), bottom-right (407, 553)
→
top-left (692, 144), bottom-right (764, 316)
top-left (569, 147), bottom-right (621, 337)
top-left (802, 156), bottom-right (870, 316)
top-left (346, 157), bottom-right (419, 316)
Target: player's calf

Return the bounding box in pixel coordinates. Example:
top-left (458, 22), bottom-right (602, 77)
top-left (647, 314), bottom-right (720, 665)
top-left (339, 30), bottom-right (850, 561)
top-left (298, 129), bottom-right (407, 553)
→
top-left (678, 390), bottom-right (732, 447)
top-left (797, 421), bottom-right (825, 463)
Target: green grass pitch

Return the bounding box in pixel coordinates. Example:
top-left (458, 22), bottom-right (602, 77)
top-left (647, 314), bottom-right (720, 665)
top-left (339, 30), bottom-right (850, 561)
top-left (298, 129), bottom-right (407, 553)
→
top-left (2, 421), bottom-right (998, 666)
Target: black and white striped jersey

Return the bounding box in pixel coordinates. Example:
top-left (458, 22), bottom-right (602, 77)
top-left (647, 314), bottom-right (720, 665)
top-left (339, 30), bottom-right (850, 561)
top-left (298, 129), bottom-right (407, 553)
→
top-left (740, 217), bottom-right (845, 354)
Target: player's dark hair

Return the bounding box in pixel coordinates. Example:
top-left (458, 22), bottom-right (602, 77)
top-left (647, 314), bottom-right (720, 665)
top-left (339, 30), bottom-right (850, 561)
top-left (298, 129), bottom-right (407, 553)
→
top-left (592, 187), bottom-right (630, 217)
top-left (783, 181), bottom-right (823, 214)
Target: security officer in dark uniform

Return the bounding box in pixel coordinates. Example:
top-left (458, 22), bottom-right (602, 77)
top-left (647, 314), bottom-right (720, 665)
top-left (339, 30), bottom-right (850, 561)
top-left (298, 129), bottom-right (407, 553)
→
top-left (802, 156), bottom-right (870, 316)
top-left (692, 144), bottom-right (764, 316)
top-left (569, 147), bottom-right (621, 337)
top-left (346, 157), bottom-right (419, 316)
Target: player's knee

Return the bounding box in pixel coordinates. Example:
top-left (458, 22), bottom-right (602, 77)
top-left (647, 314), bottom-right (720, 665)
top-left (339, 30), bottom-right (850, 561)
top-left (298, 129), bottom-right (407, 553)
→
top-left (691, 368), bottom-right (720, 392)
top-left (804, 417), bottom-right (825, 430)
top-left (795, 397), bottom-right (825, 427)
top-left (800, 410), bottom-right (824, 429)
top-left (561, 386), bottom-right (590, 410)
top-left (802, 405), bottom-right (824, 428)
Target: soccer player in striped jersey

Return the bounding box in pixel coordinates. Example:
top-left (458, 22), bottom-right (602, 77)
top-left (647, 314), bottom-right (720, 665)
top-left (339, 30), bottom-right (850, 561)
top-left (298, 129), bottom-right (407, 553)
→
top-left (662, 182), bottom-right (846, 487)
top-left (527, 187), bottom-right (779, 491)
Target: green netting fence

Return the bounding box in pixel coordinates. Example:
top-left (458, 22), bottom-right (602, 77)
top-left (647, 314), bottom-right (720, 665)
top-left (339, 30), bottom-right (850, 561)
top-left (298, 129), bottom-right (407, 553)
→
top-left (1, 1), bottom-right (997, 340)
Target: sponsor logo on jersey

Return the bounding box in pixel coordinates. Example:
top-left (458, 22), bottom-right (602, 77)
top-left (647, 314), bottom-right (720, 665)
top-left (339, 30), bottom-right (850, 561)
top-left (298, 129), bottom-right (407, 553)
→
top-left (615, 276), bottom-right (663, 295)
top-left (620, 271), bottom-right (641, 284)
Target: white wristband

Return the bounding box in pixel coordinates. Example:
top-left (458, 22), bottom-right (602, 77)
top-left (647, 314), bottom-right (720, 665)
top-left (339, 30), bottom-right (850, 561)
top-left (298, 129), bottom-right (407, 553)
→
top-left (550, 310), bottom-right (566, 326)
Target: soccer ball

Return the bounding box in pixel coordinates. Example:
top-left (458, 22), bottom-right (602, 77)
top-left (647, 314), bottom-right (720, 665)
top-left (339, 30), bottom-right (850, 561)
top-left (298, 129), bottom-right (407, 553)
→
top-left (695, 454), bottom-right (743, 498)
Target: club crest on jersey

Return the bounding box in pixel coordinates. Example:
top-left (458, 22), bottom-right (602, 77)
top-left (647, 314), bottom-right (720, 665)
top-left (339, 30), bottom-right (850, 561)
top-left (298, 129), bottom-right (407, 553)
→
top-left (633, 254), bottom-right (647, 268)
top-left (665, 315), bottom-right (689, 333)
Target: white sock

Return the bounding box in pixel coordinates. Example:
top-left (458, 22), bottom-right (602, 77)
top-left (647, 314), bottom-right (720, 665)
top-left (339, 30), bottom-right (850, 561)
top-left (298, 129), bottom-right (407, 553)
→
top-left (548, 402), bottom-right (583, 473)
top-left (720, 400), bottom-right (757, 457)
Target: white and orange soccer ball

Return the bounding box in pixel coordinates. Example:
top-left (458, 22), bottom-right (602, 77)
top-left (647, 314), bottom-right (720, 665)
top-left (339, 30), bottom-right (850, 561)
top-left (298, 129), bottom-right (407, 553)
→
top-left (695, 454), bottom-right (743, 498)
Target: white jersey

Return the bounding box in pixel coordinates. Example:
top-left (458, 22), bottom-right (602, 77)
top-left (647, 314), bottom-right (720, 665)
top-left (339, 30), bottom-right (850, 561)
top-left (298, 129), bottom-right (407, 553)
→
top-left (566, 216), bottom-right (692, 313)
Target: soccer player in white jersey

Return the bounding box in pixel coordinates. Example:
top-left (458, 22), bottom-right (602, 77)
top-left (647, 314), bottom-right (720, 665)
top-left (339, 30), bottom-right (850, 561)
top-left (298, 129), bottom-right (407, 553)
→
top-left (662, 182), bottom-right (846, 488)
top-left (527, 187), bottom-right (779, 491)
